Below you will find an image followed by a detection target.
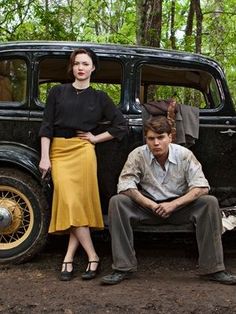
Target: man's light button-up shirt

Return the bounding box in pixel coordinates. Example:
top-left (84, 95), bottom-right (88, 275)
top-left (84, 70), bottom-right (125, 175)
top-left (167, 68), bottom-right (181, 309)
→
top-left (117, 143), bottom-right (210, 201)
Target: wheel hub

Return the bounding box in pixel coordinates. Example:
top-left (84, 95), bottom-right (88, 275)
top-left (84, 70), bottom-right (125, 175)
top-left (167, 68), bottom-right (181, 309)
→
top-left (0, 199), bottom-right (22, 234)
top-left (0, 206), bottom-right (12, 229)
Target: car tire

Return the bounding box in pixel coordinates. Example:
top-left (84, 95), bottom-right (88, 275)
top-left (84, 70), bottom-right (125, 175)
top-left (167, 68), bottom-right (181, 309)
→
top-left (0, 168), bottom-right (49, 264)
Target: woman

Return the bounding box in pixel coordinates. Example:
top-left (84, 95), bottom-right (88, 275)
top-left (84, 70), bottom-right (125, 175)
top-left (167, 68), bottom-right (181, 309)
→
top-left (39, 48), bottom-right (126, 281)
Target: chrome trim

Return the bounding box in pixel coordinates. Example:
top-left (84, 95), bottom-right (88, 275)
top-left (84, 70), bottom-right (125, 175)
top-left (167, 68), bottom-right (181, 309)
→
top-left (0, 207), bottom-right (12, 229)
top-left (127, 119), bottom-right (236, 129)
top-left (0, 116), bottom-right (29, 121)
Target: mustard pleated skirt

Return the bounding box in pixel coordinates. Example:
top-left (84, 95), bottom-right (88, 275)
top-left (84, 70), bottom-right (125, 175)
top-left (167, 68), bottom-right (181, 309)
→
top-left (48, 137), bottom-right (104, 233)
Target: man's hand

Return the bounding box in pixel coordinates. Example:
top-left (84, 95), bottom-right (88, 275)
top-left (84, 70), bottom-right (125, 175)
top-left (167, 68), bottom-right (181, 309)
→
top-left (152, 202), bottom-right (177, 218)
top-left (121, 189), bottom-right (157, 210)
top-left (152, 187), bottom-right (209, 218)
top-left (121, 187), bottom-right (209, 219)
top-left (121, 189), bottom-right (176, 219)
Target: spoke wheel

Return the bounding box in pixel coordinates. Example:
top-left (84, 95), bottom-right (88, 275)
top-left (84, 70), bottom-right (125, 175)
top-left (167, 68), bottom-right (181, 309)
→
top-left (0, 186), bottom-right (34, 249)
top-left (0, 168), bottom-right (49, 264)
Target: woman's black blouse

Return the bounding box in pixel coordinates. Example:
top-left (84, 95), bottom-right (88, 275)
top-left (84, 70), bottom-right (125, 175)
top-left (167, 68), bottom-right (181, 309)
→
top-left (39, 84), bottom-right (127, 141)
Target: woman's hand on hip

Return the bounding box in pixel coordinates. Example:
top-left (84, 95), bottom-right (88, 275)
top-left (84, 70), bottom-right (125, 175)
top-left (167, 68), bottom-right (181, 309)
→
top-left (77, 131), bottom-right (97, 144)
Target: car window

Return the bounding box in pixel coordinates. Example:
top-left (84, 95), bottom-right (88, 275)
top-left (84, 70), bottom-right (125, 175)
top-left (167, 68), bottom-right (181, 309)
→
top-left (37, 57), bottom-right (122, 106)
top-left (136, 63), bottom-right (222, 110)
top-left (0, 58), bottom-right (27, 105)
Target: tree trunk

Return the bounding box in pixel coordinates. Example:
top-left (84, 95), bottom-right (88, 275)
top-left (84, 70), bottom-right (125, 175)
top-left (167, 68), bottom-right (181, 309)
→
top-left (194, 0), bottom-right (203, 53)
top-left (170, 0), bottom-right (176, 49)
top-left (184, 0), bottom-right (194, 50)
top-left (184, 0), bottom-right (202, 53)
top-left (67, 0), bottom-right (76, 41)
top-left (136, 0), bottom-right (163, 47)
top-left (185, 0), bottom-right (194, 36)
top-left (44, 0), bottom-right (49, 39)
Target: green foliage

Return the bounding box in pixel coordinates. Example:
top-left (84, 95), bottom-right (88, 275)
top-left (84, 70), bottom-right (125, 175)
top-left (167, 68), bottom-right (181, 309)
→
top-left (91, 83), bottom-right (121, 105)
top-left (200, 0), bottom-right (236, 103)
top-left (151, 85), bottom-right (206, 109)
top-left (39, 82), bottom-right (58, 105)
top-left (0, 0), bottom-right (236, 106)
top-left (39, 82), bottom-right (120, 106)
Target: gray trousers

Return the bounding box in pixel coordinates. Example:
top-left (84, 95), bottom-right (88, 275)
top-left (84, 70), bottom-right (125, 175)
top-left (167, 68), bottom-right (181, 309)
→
top-left (108, 194), bottom-right (225, 275)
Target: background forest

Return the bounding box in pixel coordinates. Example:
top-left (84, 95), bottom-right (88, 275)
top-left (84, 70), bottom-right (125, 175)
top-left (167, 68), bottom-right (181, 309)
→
top-left (0, 0), bottom-right (236, 101)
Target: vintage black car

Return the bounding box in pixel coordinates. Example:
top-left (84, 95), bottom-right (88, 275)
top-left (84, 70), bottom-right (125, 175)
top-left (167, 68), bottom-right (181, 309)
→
top-left (0, 41), bottom-right (235, 264)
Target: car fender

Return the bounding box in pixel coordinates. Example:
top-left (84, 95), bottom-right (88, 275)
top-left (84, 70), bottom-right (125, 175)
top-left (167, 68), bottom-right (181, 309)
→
top-left (0, 141), bottom-right (41, 179)
top-left (0, 141), bottom-right (53, 203)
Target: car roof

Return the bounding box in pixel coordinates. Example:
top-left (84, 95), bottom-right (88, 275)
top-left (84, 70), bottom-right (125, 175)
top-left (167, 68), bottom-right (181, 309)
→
top-left (0, 40), bottom-right (220, 66)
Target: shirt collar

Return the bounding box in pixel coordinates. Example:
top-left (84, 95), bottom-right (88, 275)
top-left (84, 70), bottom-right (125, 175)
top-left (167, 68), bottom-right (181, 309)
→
top-left (145, 143), bottom-right (177, 165)
top-left (168, 144), bottom-right (177, 164)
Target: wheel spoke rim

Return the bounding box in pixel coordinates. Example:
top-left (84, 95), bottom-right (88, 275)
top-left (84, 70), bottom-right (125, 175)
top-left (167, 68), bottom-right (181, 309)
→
top-left (0, 186), bottom-right (34, 249)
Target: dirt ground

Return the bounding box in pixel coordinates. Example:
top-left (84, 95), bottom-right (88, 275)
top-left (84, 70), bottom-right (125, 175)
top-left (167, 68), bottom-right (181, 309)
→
top-left (1, 231), bottom-right (236, 314)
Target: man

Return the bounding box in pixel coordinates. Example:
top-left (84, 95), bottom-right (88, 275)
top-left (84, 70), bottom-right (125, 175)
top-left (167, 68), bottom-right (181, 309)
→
top-left (101, 116), bottom-right (236, 285)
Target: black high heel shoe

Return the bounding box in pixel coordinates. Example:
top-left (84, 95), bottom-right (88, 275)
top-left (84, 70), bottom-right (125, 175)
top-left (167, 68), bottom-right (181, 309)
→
top-left (60, 261), bottom-right (74, 281)
top-left (81, 260), bottom-right (100, 280)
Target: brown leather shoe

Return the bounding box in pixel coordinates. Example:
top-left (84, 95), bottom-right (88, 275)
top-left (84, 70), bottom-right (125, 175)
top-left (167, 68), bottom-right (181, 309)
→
top-left (201, 271), bottom-right (236, 285)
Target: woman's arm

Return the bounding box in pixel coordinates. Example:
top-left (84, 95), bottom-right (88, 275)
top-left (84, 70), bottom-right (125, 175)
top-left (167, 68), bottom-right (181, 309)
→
top-left (39, 137), bottom-right (51, 178)
top-left (100, 92), bottom-right (127, 141)
top-left (77, 131), bottom-right (114, 144)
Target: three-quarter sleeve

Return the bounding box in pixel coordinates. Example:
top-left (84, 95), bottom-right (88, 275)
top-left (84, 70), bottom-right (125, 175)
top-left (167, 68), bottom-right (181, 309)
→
top-left (38, 85), bottom-right (58, 138)
top-left (100, 92), bottom-right (127, 141)
top-left (39, 85), bottom-right (128, 140)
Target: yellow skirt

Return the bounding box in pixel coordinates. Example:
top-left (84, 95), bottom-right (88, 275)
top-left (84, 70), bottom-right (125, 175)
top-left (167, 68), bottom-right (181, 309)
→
top-left (48, 137), bottom-right (104, 233)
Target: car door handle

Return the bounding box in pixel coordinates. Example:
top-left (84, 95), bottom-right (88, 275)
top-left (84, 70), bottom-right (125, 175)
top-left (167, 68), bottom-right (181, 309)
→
top-left (220, 129), bottom-right (236, 136)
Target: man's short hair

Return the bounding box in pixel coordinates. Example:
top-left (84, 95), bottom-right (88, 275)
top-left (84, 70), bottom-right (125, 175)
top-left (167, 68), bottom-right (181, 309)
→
top-left (144, 116), bottom-right (172, 135)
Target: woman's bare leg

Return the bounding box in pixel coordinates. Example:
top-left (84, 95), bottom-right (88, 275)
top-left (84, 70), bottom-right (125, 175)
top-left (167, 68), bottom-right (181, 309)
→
top-left (62, 232), bottom-right (79, 272)
top-left (72, 226), bottom-right (99, 271)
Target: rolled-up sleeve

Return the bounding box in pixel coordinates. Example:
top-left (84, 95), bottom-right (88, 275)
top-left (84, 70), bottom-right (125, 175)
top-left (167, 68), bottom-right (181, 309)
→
top-left (117, 149), bottom-right (143, 193)
top-left (101, 92), bottom-right (127, 141)
top-left (185, 152), bottom-right (210, 190)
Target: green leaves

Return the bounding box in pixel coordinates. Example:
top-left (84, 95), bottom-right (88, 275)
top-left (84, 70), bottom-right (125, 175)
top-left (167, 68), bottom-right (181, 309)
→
top-left (1, 0), bottom-right (236, 103)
